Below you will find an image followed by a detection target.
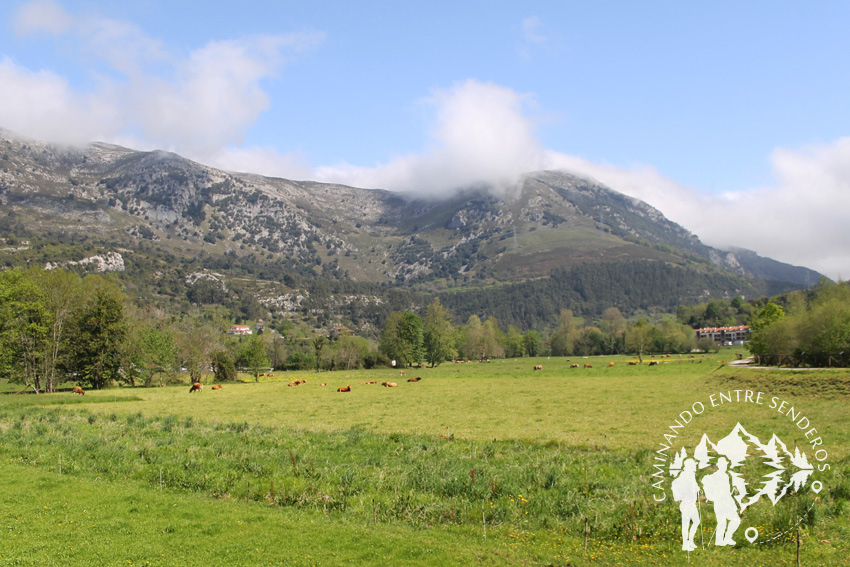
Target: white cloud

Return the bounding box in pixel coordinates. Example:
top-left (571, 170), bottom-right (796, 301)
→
top-left (80, 17), bottom-right (169, 75)
top-left (206, 145), bottom-right (312, 180)
top-left (517, 15), bottom-right (552, 60)
top-left (522, 16), bottom-right (547, 45)
top-left (3, 1), bottom-right (322, 167)
top-left (13, 0), bottom-right (72, 36)
top-left (0, 56), bottom-right (111, 144)
top-left (316, 79), bottom-right (544, 196)
top-left (132, 36), bottom-right (289, 154)
top-left (543, 142), bottom-right (850, 279)
top-left (706, 139), bottom-right (850, 279)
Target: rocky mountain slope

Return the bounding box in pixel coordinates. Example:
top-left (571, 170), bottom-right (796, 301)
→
top-left (0, 128), bottom-right (821, 330)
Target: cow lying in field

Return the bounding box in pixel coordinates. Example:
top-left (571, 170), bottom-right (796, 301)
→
top-left (337, 385), bottom-right (351, 392)
top-left (288, 380), bottom-right (306, 387)
top-left (382, 381), bottom-right (398, 387)
top-left (407, 377), bottom-right (421, 382)
top-left (212, 384), bottom-right (222, 390)
top-left (584, 364), bottom-right (593, 369)
top-left (189, 382), bottom-right (203, 392)
top-left (533, 365), bottom-right (543, 371)
top-left (570, 364), bottom-right (579, 368)
top-left (72, 386), bottom-right (85, 395)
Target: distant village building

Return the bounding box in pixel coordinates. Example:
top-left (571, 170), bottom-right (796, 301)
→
top-left (695, 325), bottom-right (751, 344)
top-left (227, 324), bottom-right (253, 336)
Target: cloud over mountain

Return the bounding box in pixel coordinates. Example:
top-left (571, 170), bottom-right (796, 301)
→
top-left (315, 78), bottom-right (847, 278)
top-left (315, 80), bottom-right (545, 196)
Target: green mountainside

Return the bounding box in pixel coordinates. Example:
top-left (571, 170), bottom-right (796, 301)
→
top-left (0, 128), bottom-right (821, 334)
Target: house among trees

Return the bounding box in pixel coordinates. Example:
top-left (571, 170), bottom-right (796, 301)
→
top-left (227, 324), bottom-right (253, 336)
top-left (695, 325), bottom-right (751, 344)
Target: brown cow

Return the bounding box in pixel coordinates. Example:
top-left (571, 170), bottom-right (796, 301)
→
top-left (607, 362), bottom-right (615, 367)
top-left (648, 361), bottom-right (659, 366)
top-left (320, 383), bottom-right (328, 386)
top-left (72, 386), bottom-right (85, 396)
top-left (407, 376), bottom-right (421, 382)
top-left (382, 381), bottom-right (398, 387)
top-left (533, 365), bottom-right (543, 371)
top-left (584, 364), bottom-right (593, 369)
top-left (628, 361), bottom-right (639, 365)
top-left (211, 384), bottom-right (222, 390)
top-left (399, 370), bottom-right (407, 376)
top-left (189, 382), bottom-right (203, 393)
top-left (337, 385), bottom-right (351, 392)
top-left (570, 364), bottom-right (579, 368)
top-left (288, 380), bottom-right (305, 387)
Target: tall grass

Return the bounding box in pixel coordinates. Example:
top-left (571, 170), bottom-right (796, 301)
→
top-left (0, 405), bottom-right (845, 547)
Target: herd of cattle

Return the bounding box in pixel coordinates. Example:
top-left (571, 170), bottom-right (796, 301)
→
top-left (333, 375), bottom-right (422, 392)
top-left (68, 356), bottom-right (700, 396)
top-left (173, 359), bottom-right (670, 394)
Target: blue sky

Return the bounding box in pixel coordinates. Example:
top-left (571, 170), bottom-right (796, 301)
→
top-left (1, 1), bottom-right (849, 278)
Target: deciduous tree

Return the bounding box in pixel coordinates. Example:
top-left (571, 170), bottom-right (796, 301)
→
top-left (423, 298), bottom-right (456, 367)
top-left (67, 276), bottom-right (127, 390)
top-left (748, 302), bottom-right (785, 357)
top-left (549, 309), bottom-right (576, 357)
top-left (211, 350), bottom-right (237, 382)
top-left (522, 330), bottom-right (544, 357)
top-left (240, 335), bottom-right (270, 380)
top-left (0, 269), bottom-right (51, 393)
top-left (625, 318), bottom-right (651, 362)
top-left (380, 311), bottom-right (423, 367)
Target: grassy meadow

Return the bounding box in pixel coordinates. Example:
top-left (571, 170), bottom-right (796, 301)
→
top-left (0, 351), bottom-right (848, 566)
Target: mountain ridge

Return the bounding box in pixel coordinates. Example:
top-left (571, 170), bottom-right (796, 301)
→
top-left (0, 128), bottom-right (822, 331)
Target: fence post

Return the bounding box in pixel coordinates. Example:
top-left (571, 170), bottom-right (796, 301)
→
top-left (584, 516), bottom-right (589, 551)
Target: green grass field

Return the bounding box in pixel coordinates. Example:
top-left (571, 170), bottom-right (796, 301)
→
top-left (1, 352), bottom-right (847, 566)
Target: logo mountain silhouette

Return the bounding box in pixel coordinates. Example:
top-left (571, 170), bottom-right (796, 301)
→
top-left (670, 423), bottom-right (813, 511)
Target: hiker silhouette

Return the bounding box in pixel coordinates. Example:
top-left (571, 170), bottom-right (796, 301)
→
top-left (671, 458), bottom-right (700, 551)
top-left (701, 457), bottom-right (741, 546)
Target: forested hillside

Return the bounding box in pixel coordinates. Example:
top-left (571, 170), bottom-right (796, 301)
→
top-left (439, 260), bottom-right (798, 331)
